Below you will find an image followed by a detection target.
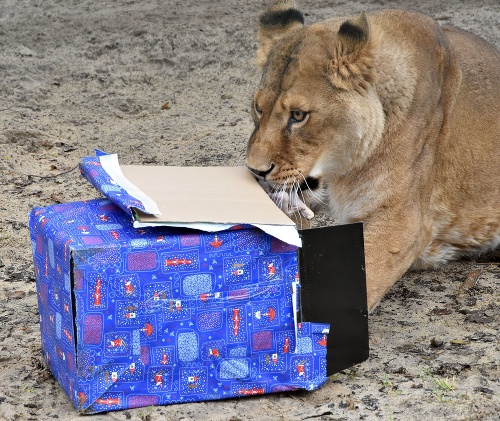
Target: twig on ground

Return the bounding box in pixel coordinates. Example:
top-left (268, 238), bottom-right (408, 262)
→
top-left (25, 164), bottom-right (80, 180)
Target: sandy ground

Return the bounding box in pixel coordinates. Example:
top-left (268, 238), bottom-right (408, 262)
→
top-left (0, 0), bottom-right (499, 420)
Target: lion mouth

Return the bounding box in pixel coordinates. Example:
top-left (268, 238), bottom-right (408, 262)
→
top-left (247, 166), bottom-right (321, 193)
top-left (252, 173), bottom-right (323, 221)
top-left (256, 175), bottom-right (321, 193)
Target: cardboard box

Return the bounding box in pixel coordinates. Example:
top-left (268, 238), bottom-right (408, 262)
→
top-left (29, 152), bottom-right (368, 413)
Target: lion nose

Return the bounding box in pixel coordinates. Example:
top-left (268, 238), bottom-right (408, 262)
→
top-left (247, 164), bottom-right (275, 180)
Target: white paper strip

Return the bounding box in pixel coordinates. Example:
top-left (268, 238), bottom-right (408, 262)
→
top-left (133, 221), bottom-right (235, 232)
top-left (254, 224), bottom-right (302, 247)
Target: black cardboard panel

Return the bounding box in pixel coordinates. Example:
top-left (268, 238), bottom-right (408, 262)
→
top-left (298, 223), bottom-right (369, 375)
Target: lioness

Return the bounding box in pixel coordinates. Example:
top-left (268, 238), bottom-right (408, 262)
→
top-left (246, 1), bottom-right (500, 310)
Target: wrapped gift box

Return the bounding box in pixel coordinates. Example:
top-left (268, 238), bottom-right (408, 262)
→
top-left (28, 152), bottom-right (368, 413)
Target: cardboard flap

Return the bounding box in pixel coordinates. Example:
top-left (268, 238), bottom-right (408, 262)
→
top-left (298, 223), bottom-right (369, 375)
top-left (119, 165), bottom-right (294, 226)
top-left (80, 152), bottom-right (301, 246)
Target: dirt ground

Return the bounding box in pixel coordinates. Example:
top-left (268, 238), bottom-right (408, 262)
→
top-left (0, 0), bottom-right (499, 420)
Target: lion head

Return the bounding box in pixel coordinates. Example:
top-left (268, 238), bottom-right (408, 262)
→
top-left (246, 2), bottom-right (500, 311)
top-left (246, 1), bottom-right (385, 214)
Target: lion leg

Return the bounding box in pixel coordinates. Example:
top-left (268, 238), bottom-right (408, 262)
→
top-left (362, 214), bottom-right (429, 311)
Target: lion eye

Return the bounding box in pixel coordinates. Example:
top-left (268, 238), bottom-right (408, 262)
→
top-left (254, 102), bottom-right (263, 118)
top-left (289, 110), bottom-right (308, 124)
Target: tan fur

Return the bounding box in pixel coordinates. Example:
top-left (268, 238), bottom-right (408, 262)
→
top-left (257, 0), bottom-right (304, 68)
top-left (246, 2), bottom-right (500, 311)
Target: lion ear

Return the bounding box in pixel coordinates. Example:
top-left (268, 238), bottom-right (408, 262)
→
top-left (328, 12), bottom-right (376, 93)
top-left (257, 1), bottom-right (304, 68)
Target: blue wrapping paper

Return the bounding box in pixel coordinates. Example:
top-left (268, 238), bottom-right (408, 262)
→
top-left (29, 198), bottom-right (329, 413)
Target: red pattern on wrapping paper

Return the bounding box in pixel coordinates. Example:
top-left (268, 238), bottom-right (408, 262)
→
top-left (81, 236), bottom-right (105, 245)
top-left (98, 203), bottom-right (120, 213)
top-left (74, 270), bottom-right (84, 290)
top-left (128, 395), bottom-right (159, 409)
top-left (140, 346), bottom-right (150, 365)
top-left (83, 314), bottom-right (103, 345)
top-left (40, 282), bottom-right (48, 305)
top-left (271, 384), bottom-right (301, 392)
top-left (127, 251), bottom-right (157, 271)
top-left (252, 330), bottom-right (273, 351)
top-left (56, 204), bottom-right (89, 219)
top-left (270, 236), bottom-right (297, 253)
top-left (180, 233), bottom-right (200, 247)
top-left (229, 289), bottom-right (249, 300)
top-left (66, 349), bottom-right (74, 372)
top-left (36, 233), bottom-right (44, 255)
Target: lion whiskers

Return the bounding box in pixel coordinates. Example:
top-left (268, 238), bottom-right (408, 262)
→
top-left (265, 175), bottom-right (315, 229)
top-left (292, 178), bottom-right (308, 229)
top-left (246, 169), bottom-right (320, 228)
top-left (297, 171), bottom-right (328, 208)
